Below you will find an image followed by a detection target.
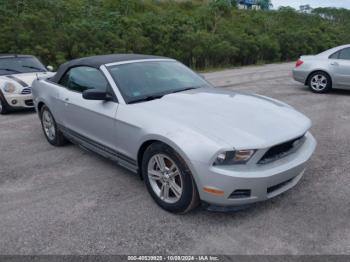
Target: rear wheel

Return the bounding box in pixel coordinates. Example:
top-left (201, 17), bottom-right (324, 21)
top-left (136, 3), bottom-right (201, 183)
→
top-left (142, 142), bottom-right (199, 213)
top-left (308, 71), bottom-right (332, 93)
top-left (40, 105), bottom-right (67, 146)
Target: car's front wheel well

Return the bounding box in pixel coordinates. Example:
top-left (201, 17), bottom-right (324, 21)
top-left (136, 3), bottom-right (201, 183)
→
top-left (137, 140), bottom-right (160, 179)
top-left (139, 140), bottom-right (200, 213)
top-left (37, 102), bottom-right (45, 117)
top-left (305, 70), bottom-right (332, 86)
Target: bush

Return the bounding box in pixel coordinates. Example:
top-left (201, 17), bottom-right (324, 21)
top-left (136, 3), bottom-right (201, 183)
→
top-left (0, 0), bottom-right (349, 69)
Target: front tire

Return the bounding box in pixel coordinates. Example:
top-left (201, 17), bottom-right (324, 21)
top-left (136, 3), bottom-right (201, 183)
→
top-left (0, 96), bottom-right (9, 115)
top-left (308, 71), bottom-right (332, 93)
top-left (142, 142), bottom-right (199, 213)
top-left (40, 105), bottom-right (67, 146)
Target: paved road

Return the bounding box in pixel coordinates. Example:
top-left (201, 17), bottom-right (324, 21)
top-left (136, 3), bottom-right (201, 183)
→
top-left (1, 63), bottom-right (349, 255)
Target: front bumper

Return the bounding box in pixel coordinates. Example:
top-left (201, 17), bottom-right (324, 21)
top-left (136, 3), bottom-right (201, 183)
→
top-left (3, 93), bottom-right (34, 109)
top-left (192, 132), bottom-right (317, 207)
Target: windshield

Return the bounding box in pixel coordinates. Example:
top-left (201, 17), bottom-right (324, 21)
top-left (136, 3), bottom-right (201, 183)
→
top-left (107, 60), bottom-right (212, 103)
top-left (0, 56), bottom-right (46, 76)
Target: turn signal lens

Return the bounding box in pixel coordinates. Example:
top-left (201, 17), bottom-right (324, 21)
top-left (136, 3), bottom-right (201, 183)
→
top-left (234, 150), bottom-right (256, 162)
top-left (203, 187), bottom-right (225, 196)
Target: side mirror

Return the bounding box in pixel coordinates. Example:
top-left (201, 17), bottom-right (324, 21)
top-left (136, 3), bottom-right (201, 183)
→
top-left (82, 89), bottom-right (110, 101)
top-left (47, 65), bottom-right (54, 72)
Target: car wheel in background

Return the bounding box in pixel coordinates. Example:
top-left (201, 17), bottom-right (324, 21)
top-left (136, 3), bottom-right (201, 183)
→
top-left (40, 105), bottom-right (67, 146)
top-left (142, 142), bottom-right (199, 213)
top-left (308, 71), bottom-right (332, 93)
top-left (0, 95), bottom-right (9, 115)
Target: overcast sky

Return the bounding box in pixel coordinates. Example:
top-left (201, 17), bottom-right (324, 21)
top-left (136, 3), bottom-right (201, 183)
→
top-left (271, 0), bottom-right (350, 9)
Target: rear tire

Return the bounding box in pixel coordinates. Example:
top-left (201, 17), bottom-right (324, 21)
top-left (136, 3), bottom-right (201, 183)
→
top-left (308, 71), bottom-right (332, 93)
top-left (40, 105), bottom-right (67, 146)
top-left (142, 142), bottom-right (199, 213)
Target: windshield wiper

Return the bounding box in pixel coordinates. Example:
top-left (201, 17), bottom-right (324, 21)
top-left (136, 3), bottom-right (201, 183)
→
top-left (0, 68), bottom-right (22, 73)
top-left (21, 65), bottom-right (46, 72)
top-left (128, 94), bottom-right (164, 104)
top-left (128, 87), bottom-right (200, 104)
top-left (168, 86), bottom-right (199, 94)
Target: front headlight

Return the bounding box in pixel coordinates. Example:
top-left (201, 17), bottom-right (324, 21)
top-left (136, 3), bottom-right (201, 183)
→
top-left (3, 82), bottom-right (17, 93)
top-left (214, 149), bottom-right (256, 165)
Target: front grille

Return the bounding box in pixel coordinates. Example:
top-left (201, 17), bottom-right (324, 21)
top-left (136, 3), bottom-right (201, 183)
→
top-left (21, 87), bottom-right (31, 94)
top-left (267, 177), bottom-right (294, 194)
top-left (25, 99), bottom-right (34, 106)
top-left (258, 135), bottom-right (306, 165)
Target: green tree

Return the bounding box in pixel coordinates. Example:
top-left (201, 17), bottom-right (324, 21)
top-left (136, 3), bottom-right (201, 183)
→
top-left (257, 0), bottom-right (272, 10)
top-left (0, 0), bottom-right (348, 69)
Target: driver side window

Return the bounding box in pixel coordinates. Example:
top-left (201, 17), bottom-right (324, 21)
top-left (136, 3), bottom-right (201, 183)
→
top-left (59, 66), bottom-right (109, 93)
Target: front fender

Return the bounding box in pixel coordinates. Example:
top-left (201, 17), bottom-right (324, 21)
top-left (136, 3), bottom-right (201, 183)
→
top-left (138, 129), bottom-right (224, 189)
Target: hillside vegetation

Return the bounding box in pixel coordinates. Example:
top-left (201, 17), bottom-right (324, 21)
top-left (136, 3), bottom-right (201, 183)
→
top-left (0, 0), bottom-right (349, 69)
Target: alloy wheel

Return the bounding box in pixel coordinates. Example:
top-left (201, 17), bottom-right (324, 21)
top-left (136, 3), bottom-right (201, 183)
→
top-left (42, 110), bottom-right (56, 140)
top-left (310, 74), bottom-right (328, 91)
top-left (147, 154), bottom-right (183, 204)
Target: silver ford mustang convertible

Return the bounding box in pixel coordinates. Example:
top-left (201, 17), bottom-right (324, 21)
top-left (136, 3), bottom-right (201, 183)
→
top-left (32, 54), bottom-right (316, 213)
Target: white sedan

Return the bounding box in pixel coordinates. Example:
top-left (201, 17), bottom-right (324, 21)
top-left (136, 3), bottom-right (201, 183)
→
top-left (0, 54), bottom-right (54, 114)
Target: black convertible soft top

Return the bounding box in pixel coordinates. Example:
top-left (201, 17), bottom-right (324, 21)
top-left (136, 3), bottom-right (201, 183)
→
top-left (50, 54), bottom-right (168, 83)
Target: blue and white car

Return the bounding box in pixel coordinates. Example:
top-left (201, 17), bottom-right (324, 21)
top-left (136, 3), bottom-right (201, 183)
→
top-left (0, 54), bottom-right (54, 114)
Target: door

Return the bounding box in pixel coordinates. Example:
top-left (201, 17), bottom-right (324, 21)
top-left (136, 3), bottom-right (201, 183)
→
top-left (329, 47), bottom-right (350, 89)
top-left (58, 66), bottom-right (119, 151)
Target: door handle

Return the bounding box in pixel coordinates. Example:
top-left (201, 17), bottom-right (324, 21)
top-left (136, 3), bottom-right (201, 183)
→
top-left (330, 62), bottom-right (339, 66)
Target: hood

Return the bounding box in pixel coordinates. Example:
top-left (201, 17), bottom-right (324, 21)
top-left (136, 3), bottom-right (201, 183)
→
top-left (134, 88), bottom-right (311, 149)
top-left (0, 72), bottom-right (55, 87)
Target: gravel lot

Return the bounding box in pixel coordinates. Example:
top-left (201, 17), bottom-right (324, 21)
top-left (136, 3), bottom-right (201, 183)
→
top-left (0, 62), bottom-right (349, 255)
